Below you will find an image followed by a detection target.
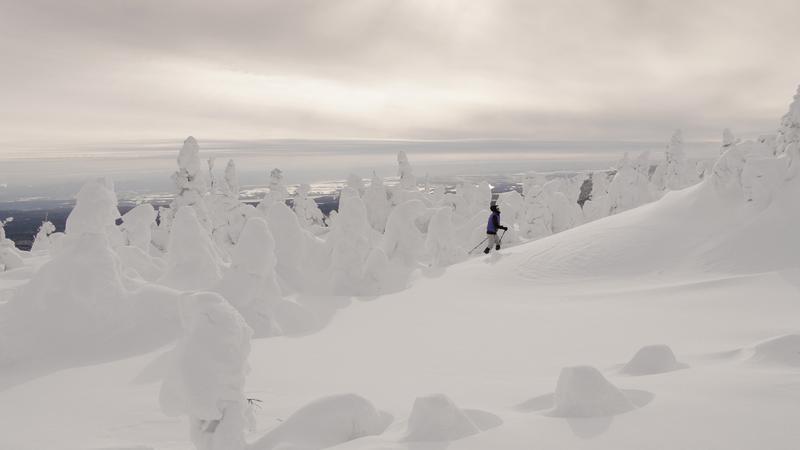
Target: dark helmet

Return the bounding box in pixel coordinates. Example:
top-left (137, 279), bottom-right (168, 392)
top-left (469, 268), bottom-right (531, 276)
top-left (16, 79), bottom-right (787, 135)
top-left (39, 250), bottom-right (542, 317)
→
top-left (490, 203), bottom-right (499, 212)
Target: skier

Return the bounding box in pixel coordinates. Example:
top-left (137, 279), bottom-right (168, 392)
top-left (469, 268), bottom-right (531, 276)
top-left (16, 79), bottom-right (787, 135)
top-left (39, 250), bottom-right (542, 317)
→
top-left (484, 203), bottom-right (508, 254)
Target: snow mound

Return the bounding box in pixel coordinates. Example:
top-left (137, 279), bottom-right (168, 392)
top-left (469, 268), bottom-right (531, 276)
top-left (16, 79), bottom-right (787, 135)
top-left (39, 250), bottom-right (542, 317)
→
top-left (518, 366), bottom-right (653, 418)
top-left (620, 344), bottom-right (688, 375)
top-left (249, 393), bottom-right (392, 450)
top-left (744, 334), bottom-right (800, 367)
top-left (402, 393), bottom-right (502, 442)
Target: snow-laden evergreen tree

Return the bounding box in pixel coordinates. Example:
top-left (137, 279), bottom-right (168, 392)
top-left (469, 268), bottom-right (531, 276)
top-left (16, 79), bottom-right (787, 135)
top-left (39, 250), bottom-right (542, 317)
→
top-left (663, 130), bottom-right (694, 190)
top-left (167, 137), bottom-right (211, 228)
top-left (261, 168), bottom-right (288, 207)
top-left (582, 171), bottom-right (612, 221)
top-left (120, 204), bottom-right (157, 252)
top-left (519, 183), bottom-right (552, 239)
top-left (208, 160), bottom-right (256, 248)
top-left (260, 199), bottom-right (323, 291)
top-left (292, 183), bottom-right (325, 232)
top-left (711, 129), bottom-right (748, 193)
top-left (543, 180), bottom-right (583, 233)
top-left (425, 207), bottom-right (465, 267)
top-left (327, 188), bottom-right (374, 293)
top-left (775, 85), bottom-right (800, 177)
top-left (213, 217), bottom-right (283, 337)
top-left (160, 291), bottom-right (253, 450)
top-left (722, 128), bottom-right (740, 153)
top-left (382, 199), bottom-right (427, 265)
top-left (346, 173), bottom-right (366, 196)
top-left (0, 217), bottom-right (23, 271)
top-left (607, 152), bottom-right (654, 214)
top-left (160, 207), bottom-right (223, 291)
top-left (363, 172), bottom-right (391, 232)
top-left (30, 220), bottom-right (57, 253)
top-left (397, 151), bottom-right (417, 191)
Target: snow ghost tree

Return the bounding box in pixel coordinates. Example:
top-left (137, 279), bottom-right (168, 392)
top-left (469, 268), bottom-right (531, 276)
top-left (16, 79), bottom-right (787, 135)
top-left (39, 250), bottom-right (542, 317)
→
top-left (0, 178), bottom-right (131, 361)
top-left (160, 207), bottom-right (223, 291)
top-left (120, 204), bottom-right (157, 252)
top-left (383, 199), bottom-right (427, 266)
top-left (582, 172), bottom-right (612, 221)
top-left (209, 159), bottom-right (255, 247)
top-left (397, 151), bottom-right (417, 190)
top-left (292, 184), bottom-right (325, 231)
top-left (263, 168), bottom-right (288, 206)
top-left (30, 220), bottom-right (57, 253)
top-left (722, 128), bottom-right (740, 153)
top-left (520, 183), bottom-right (552, 239)
top-left (775, 85), bottom-right (800, 178)
top-left (425, 207), bottom-right (465, 267)
top-left (543, 180), bottom-right (582, 233)
top-left (0, 217), bottom-right (23, 271)
top-left (607, 152), bottom-right (652, 214)
top-left (711, 130), bottom-right (747, 194)
top-left (327, 188), bottom-right (373, 293)
top-left (66, 177), bottom-right (122, 239)
top-left (346, 173), bottom-right (366, 196)
top-left (363, 172), bottom-right (391, 232)
top-left (260, 200), bottom-right (320, 291)
top-left (214, 217), bottom-right (282, 337)
top-left (663, 130), bottom-right (693, 190)
top-left (165, 137), bottom-right (211, 230)
top-left (160, 291), bottom-right (253, 450)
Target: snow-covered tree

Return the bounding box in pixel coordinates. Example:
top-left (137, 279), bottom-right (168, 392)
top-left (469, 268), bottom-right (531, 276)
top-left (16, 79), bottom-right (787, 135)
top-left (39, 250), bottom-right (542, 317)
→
top-left (0, 217), bottom-right (23, 271)
top-left (775, 85), bottom-right (800, 177)
top-left (30, 220), bottom-right (57, 253)
top-left (213, 217), bottom-right (283, 337)
top-left (160, 291), bottom-right (253, 450)
top-left (326, 188), bottom-right (374, 293)
top-left (519, 183), bottom-right (552, 239)
top-left (292, 183), bottom-right (325, 231)
top-left (607, 152), bottom-right (652, 214)
top-left (425, 207), bottom-right (465, 267)
top-left (397, 151), bottom-right (417, 191)
top-left (346, 173), bottom-right (366, 196)
top-left (711, 129), bottom-right (747, 193)
top-left (382, 199), bottom-right (427, 265)
top-left (167, 137), bottom-right (211, 228)
top-left (363, 172), bottom-right (391, 232)
top-left (582, 171), bottom-right (612, 221)
top-left (160, 207), bottom-right (223, 290)
top-left (262, 168), bottom-right (288, 207)
top-left (543, 180), bottom-right (583, 233)
top-left (120, 204), bottom-right (157, 252)
top-left (663, 130), bottom-right (694, 190)
top-left (208, 160), bottom-right (256, 248)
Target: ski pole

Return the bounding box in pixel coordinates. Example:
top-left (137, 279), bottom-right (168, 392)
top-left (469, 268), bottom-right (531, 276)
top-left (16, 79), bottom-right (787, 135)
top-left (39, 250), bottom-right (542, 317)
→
top-left (498, 228), bottom-right (507, 245)
top-left (468, 237), bottom-right (489, 254)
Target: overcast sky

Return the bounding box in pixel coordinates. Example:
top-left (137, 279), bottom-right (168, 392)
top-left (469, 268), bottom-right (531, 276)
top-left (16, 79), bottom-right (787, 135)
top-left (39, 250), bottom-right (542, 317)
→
top-left (1, 0), bottom-right (799, 145)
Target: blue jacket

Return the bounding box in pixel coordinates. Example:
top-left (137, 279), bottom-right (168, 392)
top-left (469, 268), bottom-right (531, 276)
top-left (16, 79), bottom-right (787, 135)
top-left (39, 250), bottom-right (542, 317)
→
top-left (487, 212), bottom-right (501, 234)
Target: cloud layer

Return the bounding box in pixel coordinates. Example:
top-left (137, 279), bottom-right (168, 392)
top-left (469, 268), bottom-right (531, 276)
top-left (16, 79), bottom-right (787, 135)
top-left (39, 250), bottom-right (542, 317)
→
top-left (1, 0), bottom-right (799, 144)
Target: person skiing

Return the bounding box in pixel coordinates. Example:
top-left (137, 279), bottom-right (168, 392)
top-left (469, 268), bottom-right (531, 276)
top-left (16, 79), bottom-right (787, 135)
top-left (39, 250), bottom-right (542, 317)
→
top-left (484, 203), bottom-right (508, 254)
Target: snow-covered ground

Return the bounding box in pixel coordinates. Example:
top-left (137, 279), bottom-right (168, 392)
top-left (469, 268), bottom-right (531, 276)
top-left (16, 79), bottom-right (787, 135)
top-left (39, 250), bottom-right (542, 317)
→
top-left (2, 180), bottom-right (799, 449)
top-left (1, 89), bottom-right (799, 450)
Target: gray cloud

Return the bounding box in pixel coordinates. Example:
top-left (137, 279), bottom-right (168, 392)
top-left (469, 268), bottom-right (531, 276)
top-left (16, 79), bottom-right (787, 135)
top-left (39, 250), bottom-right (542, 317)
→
top-left (1, 0), bottom-right (799, 145)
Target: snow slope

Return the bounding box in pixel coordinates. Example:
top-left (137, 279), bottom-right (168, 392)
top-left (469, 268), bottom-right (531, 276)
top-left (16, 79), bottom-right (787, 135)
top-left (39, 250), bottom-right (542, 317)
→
top-left (1, 166), bottom-right (799, 449)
